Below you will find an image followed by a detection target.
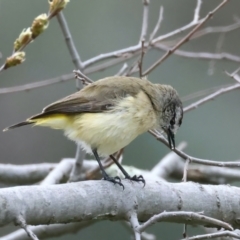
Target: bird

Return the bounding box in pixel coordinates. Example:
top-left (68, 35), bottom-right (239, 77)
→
top-left (4, 76), bottom-right (183, 188)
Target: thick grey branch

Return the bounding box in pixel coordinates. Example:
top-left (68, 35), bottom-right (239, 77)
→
top-left (0, 163), bottom-right (55, 185)
top-left (41, 159), bottom-right (74, 185)
top-left (0, 222), bottom-right (96, 240)
top-left (1, 180), bottom-right (240, 228)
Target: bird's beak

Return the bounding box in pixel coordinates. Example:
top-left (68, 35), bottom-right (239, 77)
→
top-left (164, 127), bottom-right (175, 150)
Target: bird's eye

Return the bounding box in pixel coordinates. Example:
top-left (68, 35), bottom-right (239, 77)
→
top-left (170, 118), bottom-right (175, 125)
top-left (179, 119), bottom-right (182, 126)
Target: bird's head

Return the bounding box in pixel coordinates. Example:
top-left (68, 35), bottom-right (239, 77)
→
top-left (154, 84), bottom-right (183, 149)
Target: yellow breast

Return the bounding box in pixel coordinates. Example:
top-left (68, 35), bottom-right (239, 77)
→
top-left (65, 91), bottom-right (157, 156)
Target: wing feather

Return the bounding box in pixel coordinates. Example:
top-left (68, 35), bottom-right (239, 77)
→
top-left (40, 77), bottom-right (142, 115)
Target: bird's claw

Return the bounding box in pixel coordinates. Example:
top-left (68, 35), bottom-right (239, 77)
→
top-left (126, 175), bottom-right (146, 187)
top-left (103, 175), bottom-right (124, 189)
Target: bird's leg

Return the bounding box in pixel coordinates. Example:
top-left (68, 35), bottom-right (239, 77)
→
top-left (109, 155), bottom-right (145, 186)
top-left (92, 149), bottom-right (124, 189)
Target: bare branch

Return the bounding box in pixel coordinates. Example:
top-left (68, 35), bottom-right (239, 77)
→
top-left (155, 44), bottom-right (240, 63)
top-left (143, 0), bottom-right (230, 76)
top-left (0, 73), bottom-right (74, 94)
top-left (151, 0), bottom-right (203, 45)
top-left (1, 222), bottom-right (96, 240)
top-left (225, 67), bottom-right (240, 83)
top-left (56, 13), bottom-right (83, 70)
top-left (139, 0), bottom-right (150, 42)
top-left (1, 181), bottom-right (240, 228)
top-left (115, 63), bottom-right (128, 76)
top-left (137, 211), bottom-right (233, 233)
top-left (138, 39), bottom-right (145, 78)
top-left (73, 69), bottom-right (93, 84)
top-left (83, 45), bottom-right (141, 68)
top-left (208, 33), bottom-right (225, 75)
top-left (149, 6), bottom-right (164, 43)
top-left (0, 163), bottom-right (56, 185)
top-left (171, 160), bottom-right (240, 184)
top-left (56, 12), bottom-right (83, 90)
top-left (68, 145), bottom-right (86, 182)
top-left (15, 215), bottom-right (39, 240)
top-left (192, 20), bottom-right (240, 40)
top-left (149, 130), bottom-right (240, 168)
top-left (151, 142), bottom-right (187, 179)
top-left (129, 212), bottom-right (141, 240)
top-left (193, 0), bottom-right (202, 23)
top-left (182, 159), bottom-right (190, 182)
top-left (41, 159), bottom-right (74, 185)
top-left (180, 230), bottom-right (240, 240)
top-left (184, 83), bottom-right (240, 113)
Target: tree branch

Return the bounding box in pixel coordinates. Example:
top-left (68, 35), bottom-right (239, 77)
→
top-left (143, 0), bottom-right (229, 76)
top-left (0, 180), bottom-right (240, 229)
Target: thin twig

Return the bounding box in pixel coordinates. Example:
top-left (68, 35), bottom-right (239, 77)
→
top-left (183, 224), bottom-right (188, 239)
top-left (73, 69), bottom-right (93, 84)
top-left (41, 159), bottom-right (74, 185)
top-left (150, 130), bottom-right (240, 168)
top-left (182, 159), bottom-right (190, 182)
top-left (155, 44), bottom-right (240, 63)
top-left (191, 20), bottom-right (240, 40)
top-left (151, 0), bottom-right (203, 45)
top-left (143, 0), bottom-right (229, 76)
top-left (140, 0), bottom-right (150, 42)
top-left (15, 215), bottom-right (39, 240)
top-left (225, 67), bottom-right (240, 83)
top-left (115, 63), bottom-right (128, 76)
top-left (138, 211), bottom-right (233, 232)
top-left (2, 221), bottom-right (97, 240)
top-left (129, 212), bottom-right (141, 240)
top-left (183, 83), bottom-right (240, 113)
top-left (121, 221), bottom-right (156, 240)
top-left (151, 141), bottom-right (187, 179)
top-left (83, 45), bottom-right (141, 68)
top-left (180, 230), bottom-right (240, 240)
top-left (138, 39), bottom-right (145, 78)
top-left (171, 160), bottom-right (240, 184)
top-left (56, 12), bottom-right (83, 89)
top-left (181, 83), bottom-right (233, 102)
top-left (68, 145), bottom-right (86, 182)
top-left (208, 33), bottom-right (225, 75)
top-left (0, 73), bottom-right (74, 94)
top-left (193, 0), bottom-right (202, 23)
top-left (149, 6), bottom-right (164, 43)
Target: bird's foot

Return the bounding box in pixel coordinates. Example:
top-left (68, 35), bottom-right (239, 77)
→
top-left (126, 175), bottom-right (145, 187)
top-left (103, 175), bottom-right (124, 189)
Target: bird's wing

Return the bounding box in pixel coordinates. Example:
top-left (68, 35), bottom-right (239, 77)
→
top-left (39, 77), bottom-right (142, 115)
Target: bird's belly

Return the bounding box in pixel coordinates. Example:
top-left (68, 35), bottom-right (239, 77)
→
top-left (65, 92), bottom-right (157, 156)
top-left (65, 110), bottom-right (155, 156)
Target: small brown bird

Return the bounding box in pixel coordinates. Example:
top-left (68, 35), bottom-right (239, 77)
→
top-left (4, 76), bottom-right (183, 188)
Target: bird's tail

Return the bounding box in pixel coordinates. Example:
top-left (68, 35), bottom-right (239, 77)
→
top-left (3, 121), bottom-right (33, 132)
top-left (3, 112), bottom-right (70, 132)
top-left (3, 112), bottom-right (47, 132)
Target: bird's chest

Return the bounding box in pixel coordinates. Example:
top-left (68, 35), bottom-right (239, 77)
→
top-left (65, 94), bottom-right (157, 155)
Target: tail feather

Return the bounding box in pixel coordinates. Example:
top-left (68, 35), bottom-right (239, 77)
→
top-left (3, 112), bottom-right (70, 132)
top-left (3, 121), bottom-right (33, 132)
top-left (3, 112), bottom-right (55, 132)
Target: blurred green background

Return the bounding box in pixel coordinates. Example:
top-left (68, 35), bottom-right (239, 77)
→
top-left (0, 0), bottom-right (240, 239)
